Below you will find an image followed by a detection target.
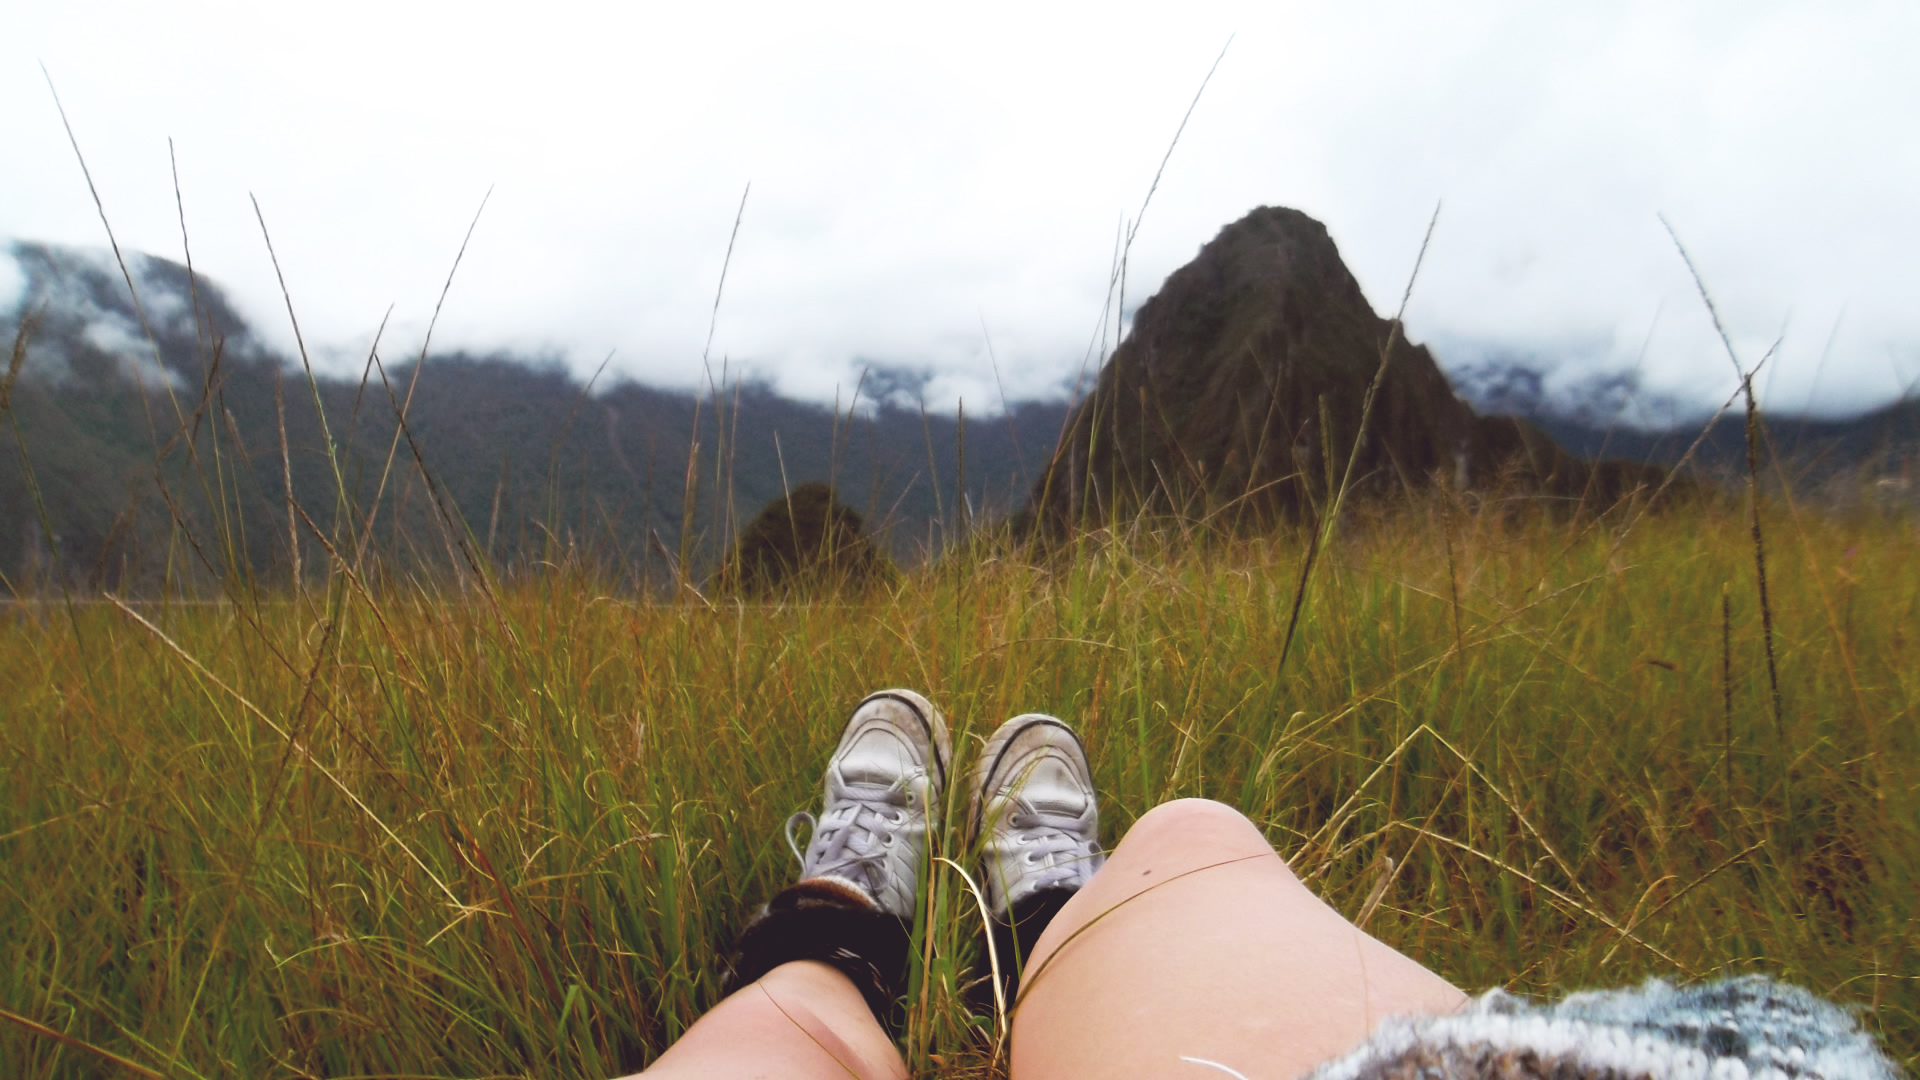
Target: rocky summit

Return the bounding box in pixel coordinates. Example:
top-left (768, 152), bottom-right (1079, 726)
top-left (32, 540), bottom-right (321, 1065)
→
top-left (1023, 207), bottom-right (1667, 533)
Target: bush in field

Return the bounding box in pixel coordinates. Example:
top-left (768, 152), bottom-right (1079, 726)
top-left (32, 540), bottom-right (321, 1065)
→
top-left (710, 482), bottom-right (895, 596)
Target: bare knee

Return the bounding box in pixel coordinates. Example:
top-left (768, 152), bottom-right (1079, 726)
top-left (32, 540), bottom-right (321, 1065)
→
top-left (1130, 797), bottom-right (1255, 835)
top-left (1119, 798), bottom-right (1283, 865)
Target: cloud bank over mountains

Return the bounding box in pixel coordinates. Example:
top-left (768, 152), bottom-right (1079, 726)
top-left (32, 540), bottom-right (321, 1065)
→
top-left (3, 231), bottom-right (1911, 435)
top-left (0, 245), bottom-right (24, 315)
top-left (2, 242), bottom-right (216, 388)
top-left (5, 4), bottom-right (1918, 420)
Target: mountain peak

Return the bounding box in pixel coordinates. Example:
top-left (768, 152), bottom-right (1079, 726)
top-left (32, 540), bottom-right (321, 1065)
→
top-left (1023, 206), bottom-right (1665, 531)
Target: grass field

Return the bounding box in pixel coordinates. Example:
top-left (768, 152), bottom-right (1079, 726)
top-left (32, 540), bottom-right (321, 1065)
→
top-left (3, 484), bottom-right (1915, 1079)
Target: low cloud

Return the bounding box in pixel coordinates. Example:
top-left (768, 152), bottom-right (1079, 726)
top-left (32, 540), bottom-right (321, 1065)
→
top-left (0, 246), bottom-right (23, 317)
top-left (6, 4), bottom-right (1917, 420)
top-left (4, 241), bottom-right (185, 388)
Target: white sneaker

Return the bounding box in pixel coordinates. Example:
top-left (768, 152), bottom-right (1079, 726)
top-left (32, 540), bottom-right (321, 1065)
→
top-left (786, 690), bottom-right (951, 919)
top-left (970, 713), bottom-right (1106, 916)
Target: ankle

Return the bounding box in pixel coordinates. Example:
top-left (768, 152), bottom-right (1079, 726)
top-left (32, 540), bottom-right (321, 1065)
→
top-left (986, 884), bottom-right (1080, 1005)
top-left (722, 878), bottom-right (912, 1029)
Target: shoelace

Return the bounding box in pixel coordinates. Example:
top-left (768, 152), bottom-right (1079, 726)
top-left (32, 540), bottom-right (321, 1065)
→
top-left (1002, 805), bottom-right (1103, 892)
top-left (786, 794), bottom-right (913, 896)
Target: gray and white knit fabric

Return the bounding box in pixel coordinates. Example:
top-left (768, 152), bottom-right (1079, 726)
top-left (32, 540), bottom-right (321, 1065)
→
top-left (1307, 977), bottom-right (1902, 1080)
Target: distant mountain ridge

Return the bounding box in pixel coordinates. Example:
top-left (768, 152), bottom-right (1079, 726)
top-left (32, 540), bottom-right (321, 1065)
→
top-left (1445, 351), bottom-right (1919, 484)
top-left (4, 236), bottom-right (1912, 591)
top-left (0, 240), bottom-right (1066, 590)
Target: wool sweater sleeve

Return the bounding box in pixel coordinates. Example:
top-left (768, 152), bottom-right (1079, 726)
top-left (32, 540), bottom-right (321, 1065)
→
top-left (1304, 976), bottom-right (1902, 1080)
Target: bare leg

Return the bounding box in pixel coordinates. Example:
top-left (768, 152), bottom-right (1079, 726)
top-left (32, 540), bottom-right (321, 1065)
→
top-left (629, 960), bottom-right (906, 1080)
top-left (1011, 799), bottom-right (1466, 1080)
top-left (631, 690), bottom-right (946, 1079)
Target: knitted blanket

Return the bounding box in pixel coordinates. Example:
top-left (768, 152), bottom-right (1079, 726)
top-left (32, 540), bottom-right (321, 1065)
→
top-left (1306, 977), bottom-right (1902, 1080)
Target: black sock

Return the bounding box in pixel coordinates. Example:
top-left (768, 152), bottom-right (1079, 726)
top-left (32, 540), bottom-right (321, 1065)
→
top-left (982, 886), bottom-right (1078, 1008)
top-left (720, 878), bottom-right (911, 1029)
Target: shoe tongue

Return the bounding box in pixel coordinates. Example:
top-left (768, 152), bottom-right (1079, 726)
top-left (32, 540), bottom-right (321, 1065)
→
top-left (838, 728), bottom-right (915, 788)
top-left (1019, 759), bottom-right (1088, 817)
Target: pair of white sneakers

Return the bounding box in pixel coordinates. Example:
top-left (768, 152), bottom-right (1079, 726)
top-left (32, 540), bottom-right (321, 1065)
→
top-left (783, 689), bottom-right (1106, 922)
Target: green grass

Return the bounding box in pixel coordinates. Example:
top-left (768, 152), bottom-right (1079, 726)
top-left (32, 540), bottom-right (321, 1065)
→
top-left (3, 493), bottom-right (1916, 1078)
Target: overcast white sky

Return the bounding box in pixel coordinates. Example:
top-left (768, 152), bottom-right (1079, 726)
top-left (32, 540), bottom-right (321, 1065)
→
top-left (5, 1), bottom-right (1917, 418)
